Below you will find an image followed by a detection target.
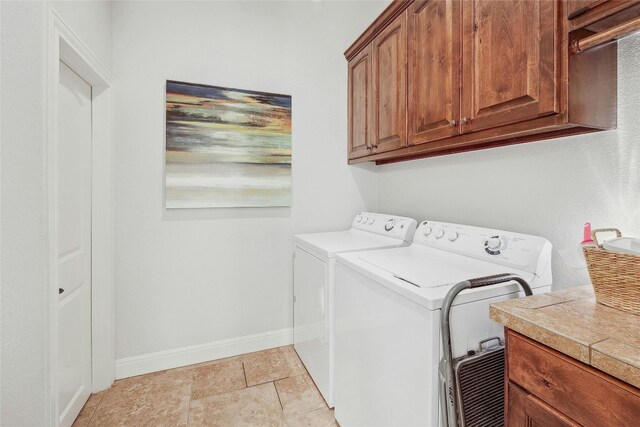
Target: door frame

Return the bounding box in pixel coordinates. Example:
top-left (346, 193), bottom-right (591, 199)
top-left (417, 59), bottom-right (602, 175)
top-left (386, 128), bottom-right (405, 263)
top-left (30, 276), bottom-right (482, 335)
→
top-left (46, 8), bottom-right (115, 426)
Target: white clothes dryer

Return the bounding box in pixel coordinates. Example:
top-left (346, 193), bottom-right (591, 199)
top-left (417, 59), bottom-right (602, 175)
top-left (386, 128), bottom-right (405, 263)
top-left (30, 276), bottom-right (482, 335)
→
top-left (334, 220), bottom-right (552, 426)
top-left (293, 212), bottom-right (417, 407)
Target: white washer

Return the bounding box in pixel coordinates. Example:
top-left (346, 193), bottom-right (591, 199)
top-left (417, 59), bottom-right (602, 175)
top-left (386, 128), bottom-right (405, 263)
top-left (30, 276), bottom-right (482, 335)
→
top-left (294, 212), bottom-right (417, 407)
top-left (334, 220), bottom-right (552, 427)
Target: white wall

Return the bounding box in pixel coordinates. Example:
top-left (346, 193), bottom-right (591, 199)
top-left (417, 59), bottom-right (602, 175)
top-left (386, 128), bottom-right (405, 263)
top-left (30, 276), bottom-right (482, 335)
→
top-left (52, 1), bottom-right (113, 72)
top-left (112, 1), bottom-right (384, 366)
top-left (1, 3), bottom-right (48, 425)
top-left (377, 34), bottom-right (640, 289)
top-left (0, 1), bottom-right (112, 424)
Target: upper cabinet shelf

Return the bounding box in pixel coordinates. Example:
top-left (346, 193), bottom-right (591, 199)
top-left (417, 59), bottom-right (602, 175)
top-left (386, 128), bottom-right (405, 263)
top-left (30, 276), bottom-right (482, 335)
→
top-left (346, 0), bottom-right (630, 165)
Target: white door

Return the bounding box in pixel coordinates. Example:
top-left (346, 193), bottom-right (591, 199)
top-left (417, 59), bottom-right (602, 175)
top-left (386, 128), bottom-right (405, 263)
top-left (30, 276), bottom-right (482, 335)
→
top-left (56, 61), bottom-right (92, 427)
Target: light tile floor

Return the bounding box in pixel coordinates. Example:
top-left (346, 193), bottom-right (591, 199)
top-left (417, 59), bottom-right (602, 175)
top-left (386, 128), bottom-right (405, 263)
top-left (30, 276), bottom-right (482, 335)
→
top-left (73, 346), bottom-right (337, 427)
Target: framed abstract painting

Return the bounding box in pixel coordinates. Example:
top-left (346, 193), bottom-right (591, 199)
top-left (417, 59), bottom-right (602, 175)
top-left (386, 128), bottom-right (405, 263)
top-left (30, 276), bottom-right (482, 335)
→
top-left (165, 80), bottom-right (292, 208)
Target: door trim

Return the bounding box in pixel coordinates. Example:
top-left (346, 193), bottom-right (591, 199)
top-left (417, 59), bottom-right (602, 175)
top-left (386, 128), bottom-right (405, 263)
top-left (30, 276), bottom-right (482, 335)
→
top-left (46, 8), bottom-right (115, 426)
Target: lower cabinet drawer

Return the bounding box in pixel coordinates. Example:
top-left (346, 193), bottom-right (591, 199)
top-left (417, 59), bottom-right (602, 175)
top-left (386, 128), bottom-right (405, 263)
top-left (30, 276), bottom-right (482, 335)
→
top-left (507, 381), bottom-right (579, 427)
top-left (507, 330), bottom-right (640, 426)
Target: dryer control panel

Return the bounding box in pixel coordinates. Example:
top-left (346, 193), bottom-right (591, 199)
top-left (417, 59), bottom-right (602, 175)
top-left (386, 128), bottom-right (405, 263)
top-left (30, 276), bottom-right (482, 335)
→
top-left (413, 220), bottom-right (552, 280)
top-left (352, 212), bottom-right (417, 243)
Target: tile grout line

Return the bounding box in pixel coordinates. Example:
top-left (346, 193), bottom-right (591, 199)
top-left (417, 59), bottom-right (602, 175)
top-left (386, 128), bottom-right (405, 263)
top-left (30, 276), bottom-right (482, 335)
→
top-left (242, 362), bottom-right (249, 388)
top-left (589, 337), bottom-right (611, 364)
top-left (188, 378), bottom-right (286, 403)
top-left (248, 373), bottom-right (300, 388)
top-left (84, 405), bottom-right (98, 426)
top-left (186, 379), bottom-right (194, 425)
top-left (273, 381), bottom-right (284, 411)
top-left (84, 391), bottom-right (106, 426)
top-left (529, 298), bottom-right (583, 310)
top-left (290, 350), bottom-right (329, 410)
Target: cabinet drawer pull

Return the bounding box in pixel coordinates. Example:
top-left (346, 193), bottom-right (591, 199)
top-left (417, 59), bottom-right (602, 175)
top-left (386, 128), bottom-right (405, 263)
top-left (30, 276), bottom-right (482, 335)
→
top-left (449, 120), bottom-right (457, 128)
top-left (461, 117), bottom-right (469, 125)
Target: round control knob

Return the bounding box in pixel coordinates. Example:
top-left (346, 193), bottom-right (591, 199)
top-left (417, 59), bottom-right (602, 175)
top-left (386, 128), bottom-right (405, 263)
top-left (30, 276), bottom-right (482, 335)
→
top-left (435, 229), bottom-right (445, 239)
top-left (423, 226), bottom-right (432, 236)
top-left (356, 216), bottom-right (362, 223)
top-left (486, 237), bottom-right (502, 250)
top-left (369, 218), bottom-right (375, 225)
top-left (447, 231), bottom-right (459, 242)
top-left (384, 219), bottom-right (396, 231)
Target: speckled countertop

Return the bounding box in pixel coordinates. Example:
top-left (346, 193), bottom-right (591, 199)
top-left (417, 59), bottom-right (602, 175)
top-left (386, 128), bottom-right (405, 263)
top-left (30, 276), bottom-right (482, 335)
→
top-left (490, 286), bottom-right (640, 389)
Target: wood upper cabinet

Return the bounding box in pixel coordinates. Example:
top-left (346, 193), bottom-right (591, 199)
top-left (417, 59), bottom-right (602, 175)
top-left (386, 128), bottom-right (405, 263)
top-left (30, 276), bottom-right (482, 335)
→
top-left (461, 0), bottom-right (560, 133)
top-left (567, 0), bottom-right (601, 18)
top-left (348, 45), bottom-right (373, 160)
top-left (344, 0), bottom-right (618, 164)
top-left (408, 0), bottom-right (461, 145)
top-left (568, 0), bottom-right (640, 27)
top-left (371, 11), bottom-right (408, 153)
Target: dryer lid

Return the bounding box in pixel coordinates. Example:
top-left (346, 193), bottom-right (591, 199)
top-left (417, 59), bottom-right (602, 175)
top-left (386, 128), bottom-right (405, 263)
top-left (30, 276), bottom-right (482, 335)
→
top-left (295, 229), bottom-right (405, 259)
top-left (294, 212), bottom-right (417, 258)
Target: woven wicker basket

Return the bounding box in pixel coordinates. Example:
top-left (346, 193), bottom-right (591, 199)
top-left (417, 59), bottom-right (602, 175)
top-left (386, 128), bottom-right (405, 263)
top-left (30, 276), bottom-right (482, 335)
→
top-left (583, 228), bottom-right (640, 316)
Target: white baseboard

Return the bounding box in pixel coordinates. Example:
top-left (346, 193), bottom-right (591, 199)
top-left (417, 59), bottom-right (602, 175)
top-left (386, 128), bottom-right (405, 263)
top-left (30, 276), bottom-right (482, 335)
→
top-left (115, 328), bottom-right (293, 379)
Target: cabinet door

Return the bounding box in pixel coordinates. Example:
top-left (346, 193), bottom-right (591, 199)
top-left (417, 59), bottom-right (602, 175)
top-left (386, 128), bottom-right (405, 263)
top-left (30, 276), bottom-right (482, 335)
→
top-left (567, 0), bottom-right (599, 18)
top-left (371, 11), bottom-right (408, 153)
top-left (408, 0), bottom-right (461, 145)
top-left (507, 382), bottom-right (580, 427)
top-left (461, 0), bottom-right (559, 133)
top-left (348, 46), bottom-right (373, 160)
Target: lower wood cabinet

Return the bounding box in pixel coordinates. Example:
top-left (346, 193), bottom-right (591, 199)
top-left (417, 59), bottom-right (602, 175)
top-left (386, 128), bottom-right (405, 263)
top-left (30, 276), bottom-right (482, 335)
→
top-left (505, 329), bottom-right (640, 426)
top-left (507, 382), bottom-right (579, 427)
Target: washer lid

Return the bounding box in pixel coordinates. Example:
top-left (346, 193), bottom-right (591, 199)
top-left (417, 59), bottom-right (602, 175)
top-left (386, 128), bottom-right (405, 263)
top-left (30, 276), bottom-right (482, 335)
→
top-left (294, 229), bottom-right (406, 259)
top-left (336, 246), bottom-right (546, 311)
top-left (357, 245), bottom-right (536, 288)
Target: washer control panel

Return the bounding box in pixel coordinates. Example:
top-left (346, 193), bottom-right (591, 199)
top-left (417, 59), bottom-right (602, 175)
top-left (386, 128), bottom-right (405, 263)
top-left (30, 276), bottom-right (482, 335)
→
top-left (413, 220), bottom-right (552, 274)
top-left (352, 212), bottom-right (417, 242)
